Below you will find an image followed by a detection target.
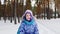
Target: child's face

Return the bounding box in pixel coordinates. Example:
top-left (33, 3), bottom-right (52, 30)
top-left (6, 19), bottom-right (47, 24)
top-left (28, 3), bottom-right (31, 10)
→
top-left (26, 13), bottom-right (31, 21)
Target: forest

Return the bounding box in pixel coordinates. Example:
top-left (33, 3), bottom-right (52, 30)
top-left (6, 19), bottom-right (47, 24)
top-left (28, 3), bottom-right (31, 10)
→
top-left (0, 0), bottom-right (60, 24)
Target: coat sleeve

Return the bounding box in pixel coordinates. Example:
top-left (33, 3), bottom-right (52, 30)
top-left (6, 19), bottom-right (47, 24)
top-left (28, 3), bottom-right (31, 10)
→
top-left (34, 23), bottom-right (39, 34)
top-left (17, 23), bottom-right (25, 34)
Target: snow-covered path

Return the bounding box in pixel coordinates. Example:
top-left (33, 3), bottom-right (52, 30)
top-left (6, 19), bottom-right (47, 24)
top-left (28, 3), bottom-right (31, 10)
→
top-left (0, 18), bottom-right (60, 34)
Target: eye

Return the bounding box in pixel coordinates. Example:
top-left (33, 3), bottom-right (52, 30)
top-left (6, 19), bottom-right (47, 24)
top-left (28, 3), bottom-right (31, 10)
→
top-left (26, 14), bottom-right (30, 17)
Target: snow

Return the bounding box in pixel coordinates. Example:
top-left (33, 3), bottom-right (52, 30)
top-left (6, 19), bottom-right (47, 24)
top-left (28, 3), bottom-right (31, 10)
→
top-left (36, 18), bottom-right (60, 34)
top-left (0, 18), bottom-right (20, 34)
top-left (0, 18), bottom-right (60, 34)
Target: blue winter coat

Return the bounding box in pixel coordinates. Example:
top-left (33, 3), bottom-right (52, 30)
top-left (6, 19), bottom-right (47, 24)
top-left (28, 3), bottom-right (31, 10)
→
top-left (17, 10), bottom-right (39, 34)
top-left (17, 19), bottom-right (39, 34)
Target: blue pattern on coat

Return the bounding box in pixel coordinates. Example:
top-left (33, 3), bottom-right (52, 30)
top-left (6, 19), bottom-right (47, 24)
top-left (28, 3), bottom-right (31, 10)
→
top-left (17, 19), bottom-right (39, 34)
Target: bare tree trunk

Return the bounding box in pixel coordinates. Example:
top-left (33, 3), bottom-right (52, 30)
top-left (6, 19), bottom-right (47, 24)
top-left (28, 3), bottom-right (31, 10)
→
top-left (44, 0), bottom-right (46, 19)
top-left (0, 0), bottom-right (1, 20)
top-left (47, 0), bottom-right (50, 19)
top-left (36, 0), bottom-right (41, 19)
top-left (4, 0), bottom-right (7, 23)
top-left (14, 0), bottom-right (17, 24)
top-left (54, 0), bottom-right (56, 18)
top-left (17, 0), bottom-right (20, 23)
top-left (4, 5), bottom-right (6, 23)
top-left (10, 1), bottom-right (13, 23)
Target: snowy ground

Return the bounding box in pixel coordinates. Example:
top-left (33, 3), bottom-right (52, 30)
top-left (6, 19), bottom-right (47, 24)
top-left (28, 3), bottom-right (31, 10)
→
top-left (36, 18), bottom-right (60, 34)
top-left (0, 18), bottom-right (60, 34)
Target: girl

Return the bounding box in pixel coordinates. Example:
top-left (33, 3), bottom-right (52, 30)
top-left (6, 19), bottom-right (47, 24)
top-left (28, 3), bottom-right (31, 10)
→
top-left (17, 10), bottom-right (39, 34)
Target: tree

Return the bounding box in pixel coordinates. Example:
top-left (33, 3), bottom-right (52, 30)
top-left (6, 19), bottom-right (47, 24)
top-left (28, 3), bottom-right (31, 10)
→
top-left (35, 0), bottom-right (42, 18)
top-left (0, 0), bottom-right (1, 20)
top-left (26, 0), bottom-right (32, 10)
top-left (55, 0), bottom-right (60, 18)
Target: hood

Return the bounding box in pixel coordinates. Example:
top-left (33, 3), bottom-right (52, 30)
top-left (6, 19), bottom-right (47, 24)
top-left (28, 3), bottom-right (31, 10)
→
top-left (22, 10), bottom-right (34, 25)
top-left (22, 10), bottom-right (34, 20)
